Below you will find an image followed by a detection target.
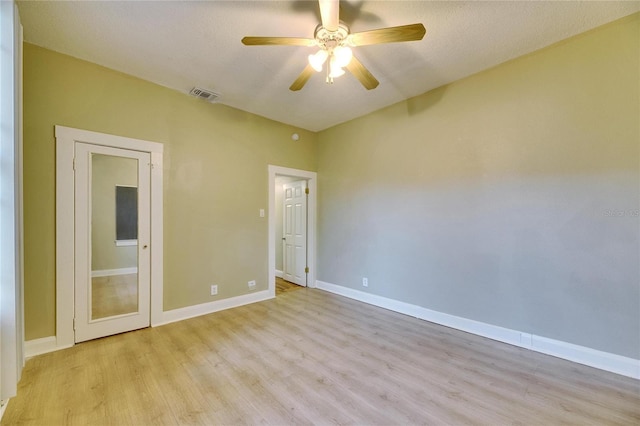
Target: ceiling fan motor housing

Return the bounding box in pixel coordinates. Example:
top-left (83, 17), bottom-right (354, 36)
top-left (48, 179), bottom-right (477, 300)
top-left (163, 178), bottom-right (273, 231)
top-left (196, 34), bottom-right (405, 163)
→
top-left (314, 22), bottom-right (351, 51)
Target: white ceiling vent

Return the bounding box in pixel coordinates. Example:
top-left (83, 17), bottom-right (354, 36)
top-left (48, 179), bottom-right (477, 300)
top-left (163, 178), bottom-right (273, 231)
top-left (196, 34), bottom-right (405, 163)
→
top-left (189, 87), bottom-right (220, 103)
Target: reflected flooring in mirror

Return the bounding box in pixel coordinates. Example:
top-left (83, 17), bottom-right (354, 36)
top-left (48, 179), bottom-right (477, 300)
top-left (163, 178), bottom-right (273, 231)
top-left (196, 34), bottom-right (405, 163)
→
top-left (91, 273), bottom-right (138, 319)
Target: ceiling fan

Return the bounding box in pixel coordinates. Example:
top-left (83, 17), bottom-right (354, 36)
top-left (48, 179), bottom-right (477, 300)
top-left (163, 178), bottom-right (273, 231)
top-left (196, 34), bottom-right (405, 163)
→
top-left (241, 0), bottom-right (426, 91)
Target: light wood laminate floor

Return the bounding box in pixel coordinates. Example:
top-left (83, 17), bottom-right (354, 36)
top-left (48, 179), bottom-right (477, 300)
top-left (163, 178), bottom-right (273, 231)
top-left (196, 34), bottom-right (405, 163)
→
top-left (3, 287), bottom-right (639, 425)
top-left (275, 276), bottom-right (304, 294)
top-left (91, 273), bottom-right (138, 319)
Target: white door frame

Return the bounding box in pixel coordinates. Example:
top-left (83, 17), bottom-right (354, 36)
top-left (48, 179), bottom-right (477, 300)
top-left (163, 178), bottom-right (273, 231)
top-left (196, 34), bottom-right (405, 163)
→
top-left (268, 165), bottom-right (317, 297)
top-left (0, 0), bottom-right (24, 401)
top-left (55, 125), bottom-right (163, 349)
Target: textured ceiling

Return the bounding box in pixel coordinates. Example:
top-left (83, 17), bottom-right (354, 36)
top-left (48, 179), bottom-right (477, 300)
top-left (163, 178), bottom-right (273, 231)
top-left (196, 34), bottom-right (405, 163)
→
top-left (17, 1), bottom-right (640, 132)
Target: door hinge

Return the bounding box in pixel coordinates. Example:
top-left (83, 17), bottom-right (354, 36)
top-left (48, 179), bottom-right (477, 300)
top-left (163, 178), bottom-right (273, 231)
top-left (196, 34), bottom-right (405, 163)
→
top-left (305, 187), bottom-right (309, 195)
top-left (72, 158), bottom-right (76, 171)
top-left (304, 267), bottom-right (309, 274)
top-left (73, 318), bottom-right (76, 331)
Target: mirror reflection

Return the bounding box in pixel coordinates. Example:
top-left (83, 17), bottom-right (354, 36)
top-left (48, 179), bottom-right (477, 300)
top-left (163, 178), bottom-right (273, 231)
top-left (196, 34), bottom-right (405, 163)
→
top-left (90, 154), bottom-right (139, 319)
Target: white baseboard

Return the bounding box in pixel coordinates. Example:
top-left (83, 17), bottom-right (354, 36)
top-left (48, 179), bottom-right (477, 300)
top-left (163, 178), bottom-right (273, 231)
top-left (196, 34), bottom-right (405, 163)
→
top-left (157, 290), bottom-right (274, 326)
top-left (91, 267), bottom-right (138, 277)
top-left (26, 291), bottom-right (273, 356)
top-left (24, 336), bottom-right (72, 358)
top-left (0, 398), bottom-right (8, 422)
top-left (275, 269), bottom-right (283, 278)
top-left (529, 335), bottom-right (639, 379)
top-left (316, 280), bottom-right (640, 380)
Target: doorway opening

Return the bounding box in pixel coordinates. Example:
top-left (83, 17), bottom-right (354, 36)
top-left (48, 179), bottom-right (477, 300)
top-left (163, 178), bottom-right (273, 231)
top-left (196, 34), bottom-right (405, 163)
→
top-left (268, 165), bottom-right (317, 298)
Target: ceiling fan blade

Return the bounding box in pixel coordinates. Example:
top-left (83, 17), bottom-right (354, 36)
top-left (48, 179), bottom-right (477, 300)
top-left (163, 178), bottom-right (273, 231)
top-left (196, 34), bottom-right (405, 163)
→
top-left (349, 23), bottom-right (426, 46)
top-left (289, 64), bottom-right (316, 91)
top-left (242, 37), bottom-right (316, 47)
top-left (319, 0), bottom-right (339, 31)
top-left (346, 56), bottom-right (379, 90)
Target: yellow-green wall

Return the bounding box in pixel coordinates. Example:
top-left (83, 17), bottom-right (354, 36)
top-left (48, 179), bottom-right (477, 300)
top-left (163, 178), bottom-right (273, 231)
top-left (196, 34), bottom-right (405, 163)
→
top-left (23, 43), bottom-right (317, 339)
top-left (317, 14), bottom-right (639, 358)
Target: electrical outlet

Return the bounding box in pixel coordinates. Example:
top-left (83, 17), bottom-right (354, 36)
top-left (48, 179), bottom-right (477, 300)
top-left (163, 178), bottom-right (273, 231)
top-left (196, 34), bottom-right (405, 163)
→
top-left (248, 280), bottom-right (256, 288)
top-left (362, 277), bottom-right (368, 287)
top-left (210, 285), bottom-right (218, 296)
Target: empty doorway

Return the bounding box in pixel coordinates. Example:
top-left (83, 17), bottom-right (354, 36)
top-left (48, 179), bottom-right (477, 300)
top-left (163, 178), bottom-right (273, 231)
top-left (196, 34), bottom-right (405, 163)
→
top-left (268, 165), bottom-right (317, 297)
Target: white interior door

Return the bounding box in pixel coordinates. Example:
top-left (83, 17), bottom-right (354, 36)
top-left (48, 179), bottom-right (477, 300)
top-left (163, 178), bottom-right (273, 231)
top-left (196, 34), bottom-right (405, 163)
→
top-left (283, 180), bottom-right (307, 286)
top-left (74, 143), bottom-right (151, 343)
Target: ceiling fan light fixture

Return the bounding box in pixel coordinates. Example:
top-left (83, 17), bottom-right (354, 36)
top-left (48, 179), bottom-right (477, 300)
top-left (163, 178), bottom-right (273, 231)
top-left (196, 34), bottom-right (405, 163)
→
top-left (242, 0), bottom-right (425, 91)
top-left (308, 50), bottom-right (329, 72)
top-left (329, 67), bottom-right (345, 79)
top-left (328, 56), bottom-right (345, 78)
top-left (333, 45), bottom-right (352, 68)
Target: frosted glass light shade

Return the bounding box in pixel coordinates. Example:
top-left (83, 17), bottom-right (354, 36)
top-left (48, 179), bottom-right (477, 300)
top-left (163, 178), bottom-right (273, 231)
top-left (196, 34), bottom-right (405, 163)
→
top-left (329, 56), bottom-right (345, 78)
top-left (308, 50), bottom-right (329, 72)
top-left (333, 46), bottom-right (353, 68)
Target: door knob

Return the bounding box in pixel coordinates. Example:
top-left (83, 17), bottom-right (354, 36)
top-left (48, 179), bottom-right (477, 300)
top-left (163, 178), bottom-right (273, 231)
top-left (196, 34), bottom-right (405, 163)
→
top-left (143, 244), bottom-right (148, 249)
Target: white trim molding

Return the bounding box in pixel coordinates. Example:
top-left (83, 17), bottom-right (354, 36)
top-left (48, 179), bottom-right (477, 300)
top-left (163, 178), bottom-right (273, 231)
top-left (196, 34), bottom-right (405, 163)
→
top-left (1, 0), bottom-right (24, 404)
top-left (316, 280), bottom-right (640, 380)
top-left (115, 239), bottom-right (137, 247)
top-left (268, 165), bottom-right (317, 298)
top-left (24, 336), bottom-right (65, 358)
top-left (91, 267), bottom-right (138, 278)
top-left (25, 291), bottom-right (274, 357)
top-left (55, 125), bottom-right (164, 349)
top-left (0, 399), bottom-right (8, 422)
top-left (159, 291), bottom-right (274, 326)
top-left (275, 269), bottom-right (283, 278)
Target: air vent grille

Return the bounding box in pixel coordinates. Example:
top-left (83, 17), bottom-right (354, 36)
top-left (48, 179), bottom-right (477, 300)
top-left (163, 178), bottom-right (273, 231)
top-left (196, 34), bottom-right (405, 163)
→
top-left (189, 87), bottom-right (220, 103)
